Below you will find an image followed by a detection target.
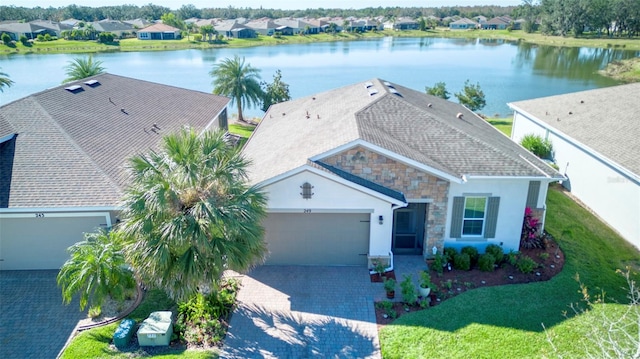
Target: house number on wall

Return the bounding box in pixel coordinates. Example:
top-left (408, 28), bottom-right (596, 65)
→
top-left (303, 209), bottom-right (312, 213)
top-left (35, 213), bottom-right (45, 218)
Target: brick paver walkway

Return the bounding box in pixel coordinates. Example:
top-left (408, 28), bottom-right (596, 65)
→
top-left (0, 270), bottom-right (85, 359)
top-left (221, 265), bottom-right (387, 359)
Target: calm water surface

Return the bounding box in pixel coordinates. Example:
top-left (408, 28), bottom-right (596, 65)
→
top-left (1, 37), bottom-right (636, 117)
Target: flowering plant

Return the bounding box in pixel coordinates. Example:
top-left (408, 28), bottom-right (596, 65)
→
top-left (521, 207), bottom-right (545, 249)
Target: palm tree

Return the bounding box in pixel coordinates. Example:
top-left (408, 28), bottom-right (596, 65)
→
top-left (210, 55), bottom-right (264, 123)
top-left (0, 68), bottom-right (14, 92)
top-left (62, 55), bottom-right (106, 83)
top-left (120, 128), bottom-right (267, 302)
top-left (57, 228), bottom-right (135, 313)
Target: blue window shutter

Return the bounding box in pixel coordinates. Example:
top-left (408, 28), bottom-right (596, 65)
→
top-left (526, 181), bottom-right (541, 208)
top-left (484, 197), bottom-right (500, 238)
top-left (450, 197), bottom-right (464, 238)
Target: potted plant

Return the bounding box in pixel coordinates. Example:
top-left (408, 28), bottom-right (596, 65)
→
top-left (383, 277), bottom-right (396, 299)
top-left (418, 270), bottom-right (432, 297)
top-left (372, 259), bottom-right (387, 282)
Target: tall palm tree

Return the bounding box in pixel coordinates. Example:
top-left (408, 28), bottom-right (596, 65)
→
top-left (119, 128), bottom-right (267, 302)
top-left (210, 55), bottom-right (264, 123)
top-left (62, 55), bottom-right (106, 84)
top-left (57, 228), bottom-right (135, 313)
top-left (0, 68), bottom-right (14, 92)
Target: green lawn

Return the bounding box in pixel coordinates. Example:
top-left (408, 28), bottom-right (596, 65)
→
top-left (379, 185), bottom-right (640, 358)
top-left (486, 117), bottom-right (513, 137)
top-left (60, 290), bottom-right (217, 358)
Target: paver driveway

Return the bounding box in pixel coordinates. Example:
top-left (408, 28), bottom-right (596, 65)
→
top-left (221, 265), bottom-right (386, 359)
top-left (0, 270), bottom-right (85, 359)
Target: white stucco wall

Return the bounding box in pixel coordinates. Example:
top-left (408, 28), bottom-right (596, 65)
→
top-left (444, 178), bottom-right (535, 253)
top-left (261, 169), bottom-right (397, 257)
top-left (513, 112), bottom-right (640, 249)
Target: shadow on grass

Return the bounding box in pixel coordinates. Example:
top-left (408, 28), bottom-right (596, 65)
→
top-left (222, 303), bottom-right (378, 358)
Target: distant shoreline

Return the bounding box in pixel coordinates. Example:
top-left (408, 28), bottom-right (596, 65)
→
top-left (3, 28), bottom-right (638, 80)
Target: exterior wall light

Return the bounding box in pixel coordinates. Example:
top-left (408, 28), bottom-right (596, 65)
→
top-left (378, 215), bottom-right (384, 225)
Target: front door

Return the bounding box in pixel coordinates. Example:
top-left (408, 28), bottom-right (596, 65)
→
top-left (392, 203), bottom-right (427, 254)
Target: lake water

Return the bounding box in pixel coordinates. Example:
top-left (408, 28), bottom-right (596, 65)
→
top-left (1, 37), bottom-right (637, 118)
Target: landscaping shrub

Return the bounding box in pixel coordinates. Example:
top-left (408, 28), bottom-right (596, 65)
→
top-left (443, 247), bottom-right (457, 263)
top-left (478, 253), bottom-right (496, 272)
top-left (521, 207), bottom-right (546, 249)
top-left (2, 32), bottom-right (12, 45)
top-left (400, 275), bottom-right (418, 305)
top-left (485, 244), bottom-right (504, 264)
top-left (461, 246), bottom-right (479, 266)
top-left (520, 133), bottom-right (553, 159)
top-left (433, 252), bottom-right (445, 274)
top-left (506, 250), bottom-right (519, 266)
top-left (516, 255), bottom-right (537, 274)
top-left (453, 253), bottom-right (471, 271)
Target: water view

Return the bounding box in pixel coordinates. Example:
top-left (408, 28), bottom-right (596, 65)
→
top-left (1, 37), bottom-right (636, 118)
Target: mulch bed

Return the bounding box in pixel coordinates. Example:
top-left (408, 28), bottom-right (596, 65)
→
top-left (375, 235), bottom-right (565, 326)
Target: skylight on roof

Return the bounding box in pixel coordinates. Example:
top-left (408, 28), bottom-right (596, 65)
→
top-left (84, 79), bottom-right (100, 87)
top-left (389, 88), bottom-right (402, 97)
top-left (64, 85), bottom-right (83, 93)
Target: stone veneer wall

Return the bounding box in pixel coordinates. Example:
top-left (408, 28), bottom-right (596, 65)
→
top-left (322, 146), bottom-right (449, 257)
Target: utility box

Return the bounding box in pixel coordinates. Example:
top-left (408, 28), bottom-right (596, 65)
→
top-left (137, 311), bottom-right (173, 347)
top-left (113, 318), bottom-right (136, 349)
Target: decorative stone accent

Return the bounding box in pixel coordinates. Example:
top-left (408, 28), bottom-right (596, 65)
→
top-left (323, 146), bottom-right (449, 257)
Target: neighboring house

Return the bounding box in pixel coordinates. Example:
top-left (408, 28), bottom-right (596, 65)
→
top-left (0, 73), bottom-right (230, 270)
top-left (241, 79), bottom-right (562, 267)
top-left (449, 18), bottom-right (479, 29)
top-left (92, 20), bottom-right (135, 38)
top-left (474, 15), bottom-right (488, 24)
top-left (482, 16), bottom-right (513, 30)
top-left (29, 20), bottom-right (72, 37)
top-left (245, 18), bottom-right (279, 36)
top-left (216, 19), bottom-right (256, 38)
top-left (0, 22), bottom-right (55, 40)
top-left (509, 83), bottom-right (640, 249)
top-left (137, 23), bottom-right (181, 40)
top-left (274, 18), bottom-right (316, 34)
top-left (384, 17), bottom-right (419, 30)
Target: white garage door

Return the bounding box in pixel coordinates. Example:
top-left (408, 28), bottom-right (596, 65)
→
top-left (0, 214), bottom-right (108, 270)
top-left (262, 213), bottom-right (370, 265)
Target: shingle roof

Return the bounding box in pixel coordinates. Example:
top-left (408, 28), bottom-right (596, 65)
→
top-left (139, 23), bottom-right (180, 32)
top-left (0, 73), bottom-right (230, 208)
top-left (509, 83), bottom-right (640, 177)
top-left (242, 78), bottom-right (560, 186)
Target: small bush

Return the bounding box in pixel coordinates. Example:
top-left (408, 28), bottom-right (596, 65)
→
top-left (453, 253), bottom-right (471, 271)
top-left (516, 256), bottom-right (537, 274)
top-left (506, 250), bottom-right (519, 266)
top-left (2, 32), bottom-right (12, 45)
top-left (443, 247), bottom-right (457, 263)
top-left (433, 252), bottom-right (445, 275)
top-left (400, 275), bottom-right (418, 305)
top-left (193, 33), bottom-right (202, 41)
top-left (520, 133), bottom-right (553, 159)
top-left (461, 246), bottom-right (479, 266)
top-left (376, 301), bottom-right (397, 319)
top-left (485, 244), bottom-right (504, 264)
top-left (539, 252), bottom-right (550, 261)
top-left (19, 35), bottom-right (29, 45)
top-left (478, 254), bottom-right (496, 272)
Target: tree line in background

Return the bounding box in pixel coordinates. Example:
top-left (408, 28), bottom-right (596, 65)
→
top-left (0, 4), bottom-right (514, 23)
top-left (514, 0), bottom-right (640, 37)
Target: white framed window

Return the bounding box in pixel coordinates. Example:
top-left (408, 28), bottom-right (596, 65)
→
top-left (462, 197), bottom-right (487, 236)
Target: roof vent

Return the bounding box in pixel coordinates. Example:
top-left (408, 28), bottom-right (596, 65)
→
top-left (456, 113), bottom-right (463, 119)
top-left (389, 88), bottom-right (402, 97)
top-left (383, 81), bottom-right (395, 88)
top-left (427, 103), bottom-right (432, 108)
top-left (84, 79), bottom-right (100, 87)
top-left (64, 85), bottom-right (83, 93)
top-left (364, 81), bottom-right (374, 88)
top-left (368, 88), bottom-right (378, 96)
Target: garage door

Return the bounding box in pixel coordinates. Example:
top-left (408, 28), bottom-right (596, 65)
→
top-left (0, 215), bottom-right (107, 270)
top-left (262, 213), bottom-right (370, 266)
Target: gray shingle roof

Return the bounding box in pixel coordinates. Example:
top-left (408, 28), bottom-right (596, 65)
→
top-left (509, 83), bottom-right (640, 177)
top-left (0, 73), bottom-right (230, 208)
top-left (242, 78), bottom-right (560, 187)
